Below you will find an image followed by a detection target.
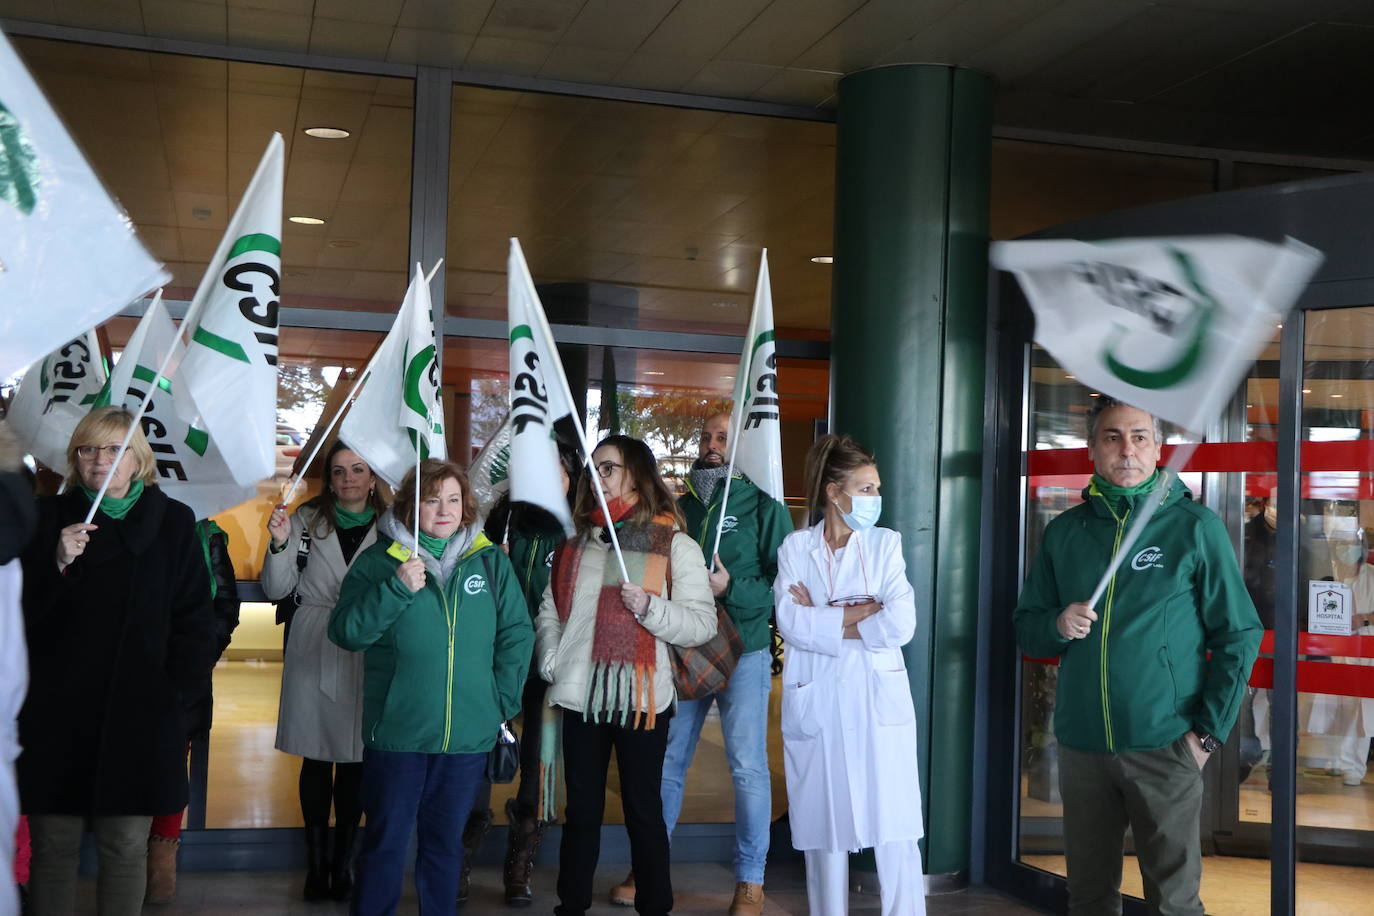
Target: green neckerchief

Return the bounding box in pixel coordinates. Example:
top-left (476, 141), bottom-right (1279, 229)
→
top-left (417, 530), bottom-right (452, 560)
top-left (335, 504), bottom-right (376, 530)
top-left (1089, 469), bottom-right (1162, 512)
top-left (196, 519), bottom-right (226, 600)
top-left (80, 479), bottom-right (145, 520)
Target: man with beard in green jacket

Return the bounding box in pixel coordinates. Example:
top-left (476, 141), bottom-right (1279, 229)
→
top-left (610, 412), bottom-right (790, 915)
top-left (1014, 396), bottom-right (1261, 916)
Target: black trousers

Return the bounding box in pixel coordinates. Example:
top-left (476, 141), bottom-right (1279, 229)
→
top-left (555, 709), bottom-right (673, 916)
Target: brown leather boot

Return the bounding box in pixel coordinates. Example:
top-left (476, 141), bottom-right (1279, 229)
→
top-left (608, 870), bottom-right (635, 907)
top-left (729, 881), bottom-right (765, 916)
top-left (144, 836), bottom-right (179, 904)
top-left (457, 808), bottom-right (494, 907)
top-left (502, 798), bottom-right (546, 908)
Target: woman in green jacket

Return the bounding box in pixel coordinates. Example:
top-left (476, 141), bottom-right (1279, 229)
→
top-left (329, 458), bottom-right (534, 916)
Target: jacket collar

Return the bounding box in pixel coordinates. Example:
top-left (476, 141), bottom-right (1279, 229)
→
top-left (378, 508), bottom-right (487, 584)
top-left (1080, 470), bottom-right (1190, 520)
top-left (63, 484), bottom-right (168, 559)
top-left (682, 468), bottom-right (750, 508)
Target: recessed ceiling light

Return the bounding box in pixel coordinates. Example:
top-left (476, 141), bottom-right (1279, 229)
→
top-left (644, 371), bottom-right (664, 376)
top-left (289, 216), bottom-right (325, 225)
top-left (1088, 393), bottom-right (1100, 397)
top-left (722, 375), bottom-right (734, 380)
top-left (810, 256), bottom-right (833, 264)
top-left (1065, 375), bottom-right (1076, 380)
top-left (1302, 388), bottom-right (1312, 394)
top-left (1330, 393), bottom-right (1344, 398)
top-left (1277, 323), bottom-right (1284, 329)
top-left (304, 127), bottom-right (350, 140)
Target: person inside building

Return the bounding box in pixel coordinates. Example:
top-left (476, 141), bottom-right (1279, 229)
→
top-left (536, 435), bottom-right (716, 916)
top-left (329, 458), bottom-right (533, 916)
top-left (264, 441), bottom-right (387, 901)
top-left (610, 412), bottom-right (790, 915)
top-left (773, 433), bottom-right (926, 915)
top-left (19, 406), bottom-right (217, 915)
top-left (458, 440), bottom-right (581, 908)
top-left (1013, 396), bottom-right (1262, 915)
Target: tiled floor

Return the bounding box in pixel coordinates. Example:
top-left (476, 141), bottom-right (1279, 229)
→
top-left (73, 860), bottom-right (1046, 914)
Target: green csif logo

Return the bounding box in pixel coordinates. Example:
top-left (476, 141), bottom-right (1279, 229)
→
top-left (1080, 248), bottom-right (1217, 390)
top-left (0, 100), bottom-right (39, 217)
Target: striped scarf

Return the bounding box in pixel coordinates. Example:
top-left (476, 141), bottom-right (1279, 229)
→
top-left (551, 506), bottom-right (675, 730)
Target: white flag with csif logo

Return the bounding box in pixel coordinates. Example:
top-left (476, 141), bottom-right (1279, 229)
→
top-left (177, 133), bottom-right (284, 487)
top-left (6, 329), bottom-right (107, 472)
top-left (339, 262), bottom-right (446, 489)
top-left (0, 31), bottom-right (168, 379)
top-left (991, 235), bottom-right (1322, 434)
top-left (993, 234), bottom-right (1324, 608)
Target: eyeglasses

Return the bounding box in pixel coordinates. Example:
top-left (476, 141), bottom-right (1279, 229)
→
top-left (595, 460), bottom-right (624, 479)
top-left (75, 445), bottom-right (123, 460)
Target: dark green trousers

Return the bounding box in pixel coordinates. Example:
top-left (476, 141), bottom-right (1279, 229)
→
top-left (1058, 737), bottom-right (1204, 916)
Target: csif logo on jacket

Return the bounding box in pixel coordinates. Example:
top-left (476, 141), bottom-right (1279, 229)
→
top-left (464, 574), bottom-right (489, 595)
top-left (720, 515), bottom-right (739, 534)
top-left (1131, 546), bottom-right (1165, 571)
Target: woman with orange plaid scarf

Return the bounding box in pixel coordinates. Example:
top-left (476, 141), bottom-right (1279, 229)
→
top-left (535, 435), bottom-right (717, 916)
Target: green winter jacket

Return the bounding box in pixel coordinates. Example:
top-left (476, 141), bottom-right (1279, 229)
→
top-left (329, 515), bottom-right (534, 755)
top-left (678, 472), bottom-right (792, 653)
top-left (1013, 474), bottom-right (1261, 754)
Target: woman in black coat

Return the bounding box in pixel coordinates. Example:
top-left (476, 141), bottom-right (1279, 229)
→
top-left (18, 406), bottom-right (217, 916)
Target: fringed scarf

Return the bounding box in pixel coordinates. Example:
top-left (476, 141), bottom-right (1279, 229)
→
top-left (551, 497), bottom-right (675, 730)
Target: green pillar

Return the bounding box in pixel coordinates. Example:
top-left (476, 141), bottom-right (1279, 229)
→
top-left (829, 64), bottom-right (991, 881)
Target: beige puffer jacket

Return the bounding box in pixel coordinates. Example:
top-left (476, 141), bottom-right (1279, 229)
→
top-left (535, 526), bottom-right (716, 715)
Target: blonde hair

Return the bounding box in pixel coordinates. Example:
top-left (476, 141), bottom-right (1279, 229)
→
top-left (803, 434), bottom-right (876, 524)
top-left (64, 407), bottom-right (158, 489)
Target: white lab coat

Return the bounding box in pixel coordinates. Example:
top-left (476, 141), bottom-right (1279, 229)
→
top-left (1, 560), bottom-right (25, 916)
top-left (774, 522), bottom-right (924, 852)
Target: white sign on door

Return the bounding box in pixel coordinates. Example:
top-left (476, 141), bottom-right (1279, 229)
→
top-left (1308, 580), bottom-right (1353, 636)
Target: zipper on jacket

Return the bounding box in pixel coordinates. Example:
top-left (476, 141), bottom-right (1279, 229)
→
top-left (1097, 497), bottom-right (1130, 753)
top-left (524, 535), bottom-right (542, 600)
top-left (440, 578), bottom-right (457, 753)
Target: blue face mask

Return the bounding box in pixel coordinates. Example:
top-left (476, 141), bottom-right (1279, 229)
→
top-left (1335, 543), bottom-right (1365, 566)
top-left (841, 493), bottom-right (881, 531)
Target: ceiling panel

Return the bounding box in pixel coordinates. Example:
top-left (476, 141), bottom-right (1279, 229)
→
top-left (559, 0), bottom-right (676, 52)
top-left (790, 0), bottom-right (959, 72)
top-left (717, 0), bottom-right (868, 68)
top-left (226, 6), bottom-right (314, 52)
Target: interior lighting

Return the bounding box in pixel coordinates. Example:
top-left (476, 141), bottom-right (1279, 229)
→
top-left (1065, 375), bottom-right (1076, 380)
top-left (644, 371), bottom-right (664, 376)
top-left (1331, 393), bottom-right (1344, 398)
top-left (1088, 393), bottom-right (1100, 397)
top-left (289, 216), bottom-right (326, 225)
top-left (304, 127), bottom-right (350, 139)
top-left (810, 256), bottom-right (833, 264)
top-left (1302, 388), bottom-right (1313, 394)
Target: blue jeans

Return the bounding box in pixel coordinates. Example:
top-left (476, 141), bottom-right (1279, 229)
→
top-left (351, 748), bottom-right (487, 916)
top-left (660, 648), bottom-right (772, 884)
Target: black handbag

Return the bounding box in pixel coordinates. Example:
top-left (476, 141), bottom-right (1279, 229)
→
top-left (273, 527), bottom-right (312, 644)
top-left (486, 720), bottom-right (519, 784)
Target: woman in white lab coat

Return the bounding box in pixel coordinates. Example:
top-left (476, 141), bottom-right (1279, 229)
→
top-left (774, 433), bottom-right (925, 915)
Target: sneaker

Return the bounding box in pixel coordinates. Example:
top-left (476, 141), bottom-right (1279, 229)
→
top-left (609, 871), bottom-right (635, 907)
top-left (729, 882), bottom-right (765, 916)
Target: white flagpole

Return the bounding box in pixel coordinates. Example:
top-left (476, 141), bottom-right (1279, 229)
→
top-left (513, 238), bottom-right (630, 582)
top-left (1085, 440), bottom-right (1200, 609)
top-left (82, 290), bottom-right (171, 525)
top-left (279, 361), bottom-right (372, 506)
top-left (414, 426), bottom-right (422, 548)
top-left (708, 250), bottom-right (765, 568)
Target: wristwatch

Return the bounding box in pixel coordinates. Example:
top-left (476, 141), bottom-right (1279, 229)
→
top-left (1192, 730), bottom-right (1221, 754)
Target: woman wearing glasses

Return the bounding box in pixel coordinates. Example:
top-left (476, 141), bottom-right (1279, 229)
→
top-left (773, 434), bottom-right (925, 915)
top-left (18, 406), bottom-right (217, 914)
top-left (535, 436), bottom-right (716, 916)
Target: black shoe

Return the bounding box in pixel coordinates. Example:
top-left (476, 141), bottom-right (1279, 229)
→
top-left (303, 825), bottom-right (331, 902)
top-left (330, 823), bottom-right (359, 901)
top-left (503, 798), bottom-right (545, 908)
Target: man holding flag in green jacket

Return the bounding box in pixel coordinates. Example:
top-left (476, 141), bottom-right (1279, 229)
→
top-left (609, 411), bottom-right (790, 915)
top-left (1014, 396), bottom-right (1261, 916)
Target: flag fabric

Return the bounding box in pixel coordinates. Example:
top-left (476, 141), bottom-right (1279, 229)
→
top-left (726, 249), bottom-right (784, 502)
top-left (6, 329), bottom-right (107, 472)
top-left (469, 412), bottom-right (513, 520)
top-left (339, 264), bottom-right (446, 488)
top-left (507, 240), bottom-right (576, 536)
top-left (0, 31), bottom-right (167, 379)
top-left (97, 298), bottom-right (255, 519)
top-left (178, 133), bottom-right (285, 487)
top-left (992, 235), bottom-right (1323, 433)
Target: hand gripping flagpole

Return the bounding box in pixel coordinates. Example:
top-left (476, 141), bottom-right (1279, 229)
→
top-left (513, 238), bottom-right (630, 582)
top-left (82, 290), bottom-right (172, 525)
